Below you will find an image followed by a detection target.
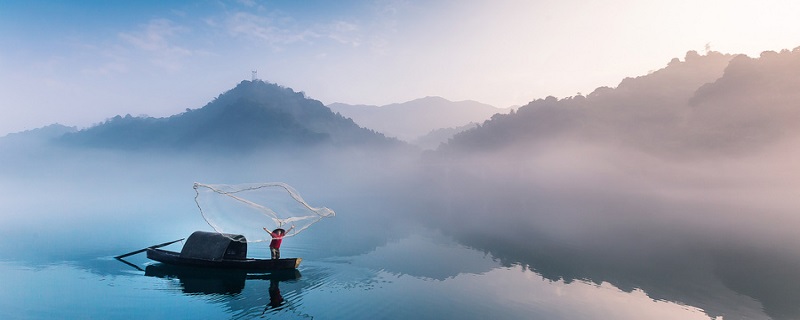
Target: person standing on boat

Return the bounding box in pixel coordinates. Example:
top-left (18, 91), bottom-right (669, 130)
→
top-left (263, 225), bottom-right (294, 259)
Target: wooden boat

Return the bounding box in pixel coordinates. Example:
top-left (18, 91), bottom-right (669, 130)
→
top-left (145, 231), bottom-right (301, 271)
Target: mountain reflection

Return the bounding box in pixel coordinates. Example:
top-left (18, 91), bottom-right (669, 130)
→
top-left (420, 165), bottom-right (800, 320)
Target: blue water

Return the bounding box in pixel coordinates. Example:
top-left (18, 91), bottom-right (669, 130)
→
top-left (1, 151), bottom-right (799, 319)
top-left (0, 233), bottom-right (720, 320)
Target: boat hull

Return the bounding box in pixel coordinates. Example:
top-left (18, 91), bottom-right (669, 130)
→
top-left (147, 248), bottom-right (301, 271)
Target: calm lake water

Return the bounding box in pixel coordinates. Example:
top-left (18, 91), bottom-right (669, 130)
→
top-left (1, 149), bottom-right (799, 319)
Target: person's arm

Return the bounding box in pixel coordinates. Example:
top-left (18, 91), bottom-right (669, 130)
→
top-left (287, 225), bottom-right (295, 233)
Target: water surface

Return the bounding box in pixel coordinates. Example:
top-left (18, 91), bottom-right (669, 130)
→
top-left (1, 150), bottom-right (798, 319)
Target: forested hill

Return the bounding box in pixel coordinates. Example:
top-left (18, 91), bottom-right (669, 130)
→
top-left (441, 49), bottom-right (800, 158)
top-left (59, 80), bottom-right (400, 152)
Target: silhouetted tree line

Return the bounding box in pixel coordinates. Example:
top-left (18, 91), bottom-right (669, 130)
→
top-left (442, 48), bottom-right (800, 158)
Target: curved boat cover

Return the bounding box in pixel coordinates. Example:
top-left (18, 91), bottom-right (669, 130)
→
top-left (180, 231), bottom-right (248, 261)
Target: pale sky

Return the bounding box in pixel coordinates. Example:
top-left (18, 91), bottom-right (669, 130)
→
top-left (2, 0), bottom-right (800, 136)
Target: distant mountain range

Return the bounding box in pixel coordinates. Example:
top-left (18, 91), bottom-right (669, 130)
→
top-left (328, 97), bottom-right (509, 143)
top-left (55, 80), bottom-right (400, 152)
top-left (6, 48), bottom-right (800, 157)
top-left (442, 49), bottom-right (800, 157)
top-left (0, 124), bottom-right (76, 144)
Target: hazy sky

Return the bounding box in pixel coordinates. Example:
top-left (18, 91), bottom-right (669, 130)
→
top-left (2, 0), bottom-right (800, 136)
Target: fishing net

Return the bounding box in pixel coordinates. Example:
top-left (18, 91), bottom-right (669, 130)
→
top-left (193, 182), bottom-right (335, 243)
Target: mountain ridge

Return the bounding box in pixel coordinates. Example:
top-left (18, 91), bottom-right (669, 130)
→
top-left (441, 49), bottom-right (800, 158)
top-left (328, 96), bottom-right (508, 142)
top-left (57, 80), bottom-right (400, 152)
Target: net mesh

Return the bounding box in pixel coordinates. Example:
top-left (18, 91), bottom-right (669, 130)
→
top-left (193, 182), bottom-right (335, 242)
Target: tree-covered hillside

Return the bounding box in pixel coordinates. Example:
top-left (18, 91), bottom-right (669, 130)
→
top-left (60, 80), bottom-right (400, 152)
top-left (442, 50), bottom-right (770, 157)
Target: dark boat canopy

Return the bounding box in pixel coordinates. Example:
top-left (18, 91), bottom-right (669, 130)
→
top-left (180, 231), bottom-right (247, 261)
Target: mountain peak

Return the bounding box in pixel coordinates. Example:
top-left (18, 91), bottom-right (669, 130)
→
top-left (59, 80), bottom-right (399, 152)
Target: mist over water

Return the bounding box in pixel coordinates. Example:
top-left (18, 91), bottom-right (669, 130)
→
top-left (1, 136), bottom-right (798, 319)
top-left (424, 131), bottom-right (800, 319)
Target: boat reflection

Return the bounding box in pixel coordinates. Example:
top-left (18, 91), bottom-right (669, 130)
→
top-left (144, 263), bottom-right (301, 295)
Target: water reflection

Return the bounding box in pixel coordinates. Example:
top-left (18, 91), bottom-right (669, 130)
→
top-left (419, 164), bottom-right (800, 320)
top-left (143, 263), bottom-right (301, 296)
top-left (0, 230), bottom-right (738, 320)
top-left (137, 262), bottom-right (313, 318)
top-left (267, 278), bottom-right (284, 309)
top-left (2, 149), bottom-right (798, 319)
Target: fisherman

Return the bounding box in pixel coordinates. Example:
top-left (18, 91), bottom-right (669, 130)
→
top-left (263, 225), bottom-right (294, 259)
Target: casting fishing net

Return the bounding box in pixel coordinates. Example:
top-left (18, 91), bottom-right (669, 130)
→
top-left (193, 182), bottom-right (335, 243)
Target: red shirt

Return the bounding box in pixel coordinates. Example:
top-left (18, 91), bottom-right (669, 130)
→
top-left (269, 232), bottom-right (284, 249)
